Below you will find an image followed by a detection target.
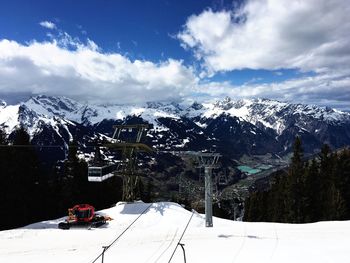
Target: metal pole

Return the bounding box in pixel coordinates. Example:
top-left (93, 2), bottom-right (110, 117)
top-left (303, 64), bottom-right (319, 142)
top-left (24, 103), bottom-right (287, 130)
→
top-left (204, 167), bottom-right (213, 227)
top-left (101, 246), bottom-right (108, 263)
top-left (179, 243), bottom-right (187, 263)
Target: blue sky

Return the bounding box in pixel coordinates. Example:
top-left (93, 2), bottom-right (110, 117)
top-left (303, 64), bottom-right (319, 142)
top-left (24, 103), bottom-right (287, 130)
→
top-left (0, 0), bottom-right (221, 61)
top-left (0, 0), bottom-right (349, 110)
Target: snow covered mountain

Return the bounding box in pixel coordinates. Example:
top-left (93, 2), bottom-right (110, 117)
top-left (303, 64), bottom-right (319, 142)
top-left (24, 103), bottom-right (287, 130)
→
top-left (1, 201), bottom-right (349, 263)
top-left (1, 95), bottom-right (350, 159)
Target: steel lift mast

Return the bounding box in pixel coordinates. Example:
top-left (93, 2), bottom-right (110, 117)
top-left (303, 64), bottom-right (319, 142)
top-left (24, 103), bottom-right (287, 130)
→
top-left (195, 153), bottom-right (221, 227)
top-left (105, 124), bottom-right (153, 202)
top-left (168, 151), bottom-right (221, 227)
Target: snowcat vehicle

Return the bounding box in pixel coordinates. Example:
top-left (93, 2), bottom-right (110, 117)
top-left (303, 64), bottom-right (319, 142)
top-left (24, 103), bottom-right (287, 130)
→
top-left (58, 204), bottom-right (112, 230)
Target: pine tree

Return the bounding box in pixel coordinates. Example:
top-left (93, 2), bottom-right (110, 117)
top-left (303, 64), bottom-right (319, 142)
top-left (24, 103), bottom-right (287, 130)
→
top-left (61, 140), bottom-right (89, 206)
top-left (0, 127), bottom-right (6, 144)
top-left (243, 142), bottom-right (350, 223)
top-left (336, 149), bottom-right (350, 218)
top-left (0, 127), bottom-right (10, 229)
top-left (243, 193), bottom-right (255, 221)
top-left (318, 144), bottom-right (335, 220)
top-left (267, 172), bottom-right (288, 222)
top-left (327, 151), bottom-right (347, 220)
top-left (286, 136), bottom-right (305, 222)
top-left (8, 126), bottom-right (40, 226)
top-left (303, 159), bottom-right (320, 222)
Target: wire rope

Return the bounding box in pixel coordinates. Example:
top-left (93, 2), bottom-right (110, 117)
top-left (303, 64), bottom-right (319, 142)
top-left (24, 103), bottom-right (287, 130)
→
top-left (90, 203), bottom-right (153, 263)
top-left (167, 211), bottom-right (195, 263)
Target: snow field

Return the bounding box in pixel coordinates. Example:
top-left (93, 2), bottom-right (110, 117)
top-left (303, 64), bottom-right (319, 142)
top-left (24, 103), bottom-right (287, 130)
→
top-left (0, 202), bottom-right (350, 263)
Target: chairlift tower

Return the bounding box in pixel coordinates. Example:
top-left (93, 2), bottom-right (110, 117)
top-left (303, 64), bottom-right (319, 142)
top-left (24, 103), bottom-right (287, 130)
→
top-left (195, 152), bottom-right (221, 227)
top-left (168, 151), bottom-right (221, 227)
top-left (88, 124), bottom-right (152, 201)
top-left (106, 124), bottom-right (153, 202)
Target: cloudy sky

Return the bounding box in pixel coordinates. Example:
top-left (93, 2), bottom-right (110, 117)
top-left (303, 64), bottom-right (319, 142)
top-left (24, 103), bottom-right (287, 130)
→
top-left (0, 0), bottom-right (349, 110)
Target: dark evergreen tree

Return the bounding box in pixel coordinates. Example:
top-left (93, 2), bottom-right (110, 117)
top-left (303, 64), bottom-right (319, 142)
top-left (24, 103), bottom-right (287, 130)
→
top-left (0, 129), bottom-right (124, 229)
top-left (0, 127), bottom-right (6, 144)
top-left (0, 127), bottom-right (10, 229)
top-left (286, 136), bottom-right (305, 222)
top-left (336, 149), bottom-right (350, 218)
top-left (61, 140), bottom-right (89, 206)
top-left (303, 159), bottom-right (320, 222)
top-left (243, 141), bottom-right (350, 223)
top-left (7, 126), bottom-right (40, 227)
top-left (268, 172), bottom-right (288, 222)
top-left (318, 144), bottom-right (337, 220)
top-left (327, 151), bottom-right (347, 220)
top-left (244, 191), bottom-right (268, 221)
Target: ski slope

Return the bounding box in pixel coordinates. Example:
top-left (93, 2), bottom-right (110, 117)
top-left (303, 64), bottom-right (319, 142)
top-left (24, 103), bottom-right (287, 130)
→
top-left (1, 202), bottom-right (349, 263)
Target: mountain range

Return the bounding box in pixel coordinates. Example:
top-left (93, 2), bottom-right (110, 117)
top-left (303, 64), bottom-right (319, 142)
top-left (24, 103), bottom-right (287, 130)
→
top-left (1, 95), bottom-right (350, 164)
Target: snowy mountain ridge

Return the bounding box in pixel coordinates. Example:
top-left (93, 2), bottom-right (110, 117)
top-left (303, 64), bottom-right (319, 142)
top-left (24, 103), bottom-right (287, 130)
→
top-left (7, 95), bottom-right (350, 133)
top-left (23, 95), bottom-right (183, 130)
top-left (1, 95), bottom-right (350, 158)
top-left (199, 97), bottom-right (350, 134)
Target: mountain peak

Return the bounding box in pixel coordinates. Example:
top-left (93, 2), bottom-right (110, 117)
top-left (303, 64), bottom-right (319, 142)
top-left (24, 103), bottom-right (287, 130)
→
top-left (1, 95), bottom-right (350, 148)
top-left (1, 95), bottom-right (350, 158)
top-left (0, 99), bottom-right (6, 108)
top-left (28, 95), bottom-right (80, 112)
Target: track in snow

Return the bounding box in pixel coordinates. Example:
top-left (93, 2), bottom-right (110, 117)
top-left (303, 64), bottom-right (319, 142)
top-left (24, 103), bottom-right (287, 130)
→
top-left (99, 205), bottom-right (195, 263)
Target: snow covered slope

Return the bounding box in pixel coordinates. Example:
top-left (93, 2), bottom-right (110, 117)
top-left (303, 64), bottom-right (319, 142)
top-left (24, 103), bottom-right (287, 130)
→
top-left (5, 95), bottom-right (349, 134)
top-left (197, 97), bottom-right (350, 134)
top-left (1, 202), bottom-right (349, 263)
top-left (23, 95), bottom-right (182, 129)
top-left (22, 95), bottom-right (350, 134)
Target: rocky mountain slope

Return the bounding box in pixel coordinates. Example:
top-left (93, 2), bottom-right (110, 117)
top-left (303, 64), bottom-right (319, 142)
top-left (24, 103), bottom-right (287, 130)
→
top-left (1, 95), bottom-right (350, 159)
top-left (1, 95), bottom-right (349, 214)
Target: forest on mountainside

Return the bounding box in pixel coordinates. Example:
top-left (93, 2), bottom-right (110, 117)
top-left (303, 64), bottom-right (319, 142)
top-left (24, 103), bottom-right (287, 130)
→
top-left (2, 124), bottom-right (350, 229)
top-left (0, 126), bottom-right (123, 230)
top-left (244, 137), bottom-right (350, 223)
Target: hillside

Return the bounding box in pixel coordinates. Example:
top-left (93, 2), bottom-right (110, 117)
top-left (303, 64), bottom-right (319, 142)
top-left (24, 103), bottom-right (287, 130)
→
top-left (1, 202), bottom-right (349, 263)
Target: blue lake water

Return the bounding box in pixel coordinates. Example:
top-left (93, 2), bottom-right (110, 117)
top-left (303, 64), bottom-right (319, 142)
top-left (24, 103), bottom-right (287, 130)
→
top-left (237, 165), bottom-right (261, 175)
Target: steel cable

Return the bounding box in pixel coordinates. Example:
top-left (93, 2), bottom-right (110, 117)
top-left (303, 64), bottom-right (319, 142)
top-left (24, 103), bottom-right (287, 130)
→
top-left (167, 211), bottom-right (195, 263)
top-left (90, 203), bottom-right (153, 263)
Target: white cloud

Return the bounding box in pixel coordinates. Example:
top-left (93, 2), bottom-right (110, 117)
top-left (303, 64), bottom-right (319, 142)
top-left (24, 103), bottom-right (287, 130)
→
top-left (1, 5), bottom-right (350, 111)
top-left (176, 0), bottom-right (350, 110)
top-left (39, 21), bottom-right (56, 30)
top-left (195, 72), bottom-right (350, 111)
top-left (178, 0), bottom-right (350, 74)
top-left (0, 33), bottom-right (348, 110)
top-left (0, 37), bottom-right (197, 104)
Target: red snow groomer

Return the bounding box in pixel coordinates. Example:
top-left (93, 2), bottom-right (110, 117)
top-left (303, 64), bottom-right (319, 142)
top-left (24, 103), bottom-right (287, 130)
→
top-left (58, 204), bottom-right (112, 230)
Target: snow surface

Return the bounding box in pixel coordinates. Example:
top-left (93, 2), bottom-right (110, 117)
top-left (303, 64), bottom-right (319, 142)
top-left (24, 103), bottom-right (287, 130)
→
top-left (0, 104), bottom-right (20, 133)
top-left (23, 96), bottom-right (182, 130)
top-left (1, 201), bottom-right (350, 263)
